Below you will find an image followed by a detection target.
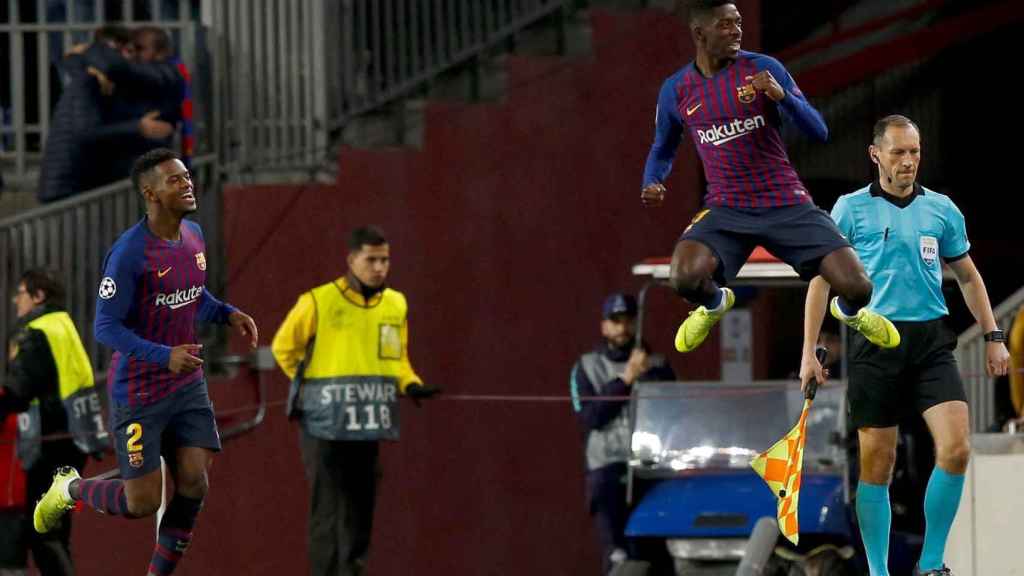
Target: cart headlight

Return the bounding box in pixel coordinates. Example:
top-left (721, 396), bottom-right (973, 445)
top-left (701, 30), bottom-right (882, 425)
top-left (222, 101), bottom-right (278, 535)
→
top-left (632, 431), bottom-right (662, 460)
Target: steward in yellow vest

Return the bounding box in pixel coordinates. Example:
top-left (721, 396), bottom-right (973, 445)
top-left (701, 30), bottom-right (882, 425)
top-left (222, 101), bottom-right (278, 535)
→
top-left (275, 276), bottom-right (423, 440)
top-left (1, 269), bottom-right (108, 572)
top-left (3, 275), bottom-right (108, 468)
top-left (270, 226), bottom-right (438, 576)
top-left (271, 229), bottom-right (438, 440)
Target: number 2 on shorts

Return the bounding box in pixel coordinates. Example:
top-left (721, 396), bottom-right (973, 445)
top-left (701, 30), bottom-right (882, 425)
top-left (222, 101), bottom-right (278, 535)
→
top-left (126, 422), bottom-right (143, 453)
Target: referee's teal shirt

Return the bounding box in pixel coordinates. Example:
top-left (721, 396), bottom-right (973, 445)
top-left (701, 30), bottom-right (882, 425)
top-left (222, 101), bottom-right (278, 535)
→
top-left (831, 183), bottom-right (969, 321)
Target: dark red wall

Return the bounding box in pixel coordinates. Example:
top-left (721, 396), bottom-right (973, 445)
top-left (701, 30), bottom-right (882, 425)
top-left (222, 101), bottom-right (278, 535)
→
top-left (70, 6), bottom-right (762, 574)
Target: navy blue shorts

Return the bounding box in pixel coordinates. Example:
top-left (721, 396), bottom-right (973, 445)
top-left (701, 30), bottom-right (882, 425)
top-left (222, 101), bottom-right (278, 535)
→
top-left (110, 379), bottom-right (221, 479)
top-left (679, 202), bottom-right (851, 284)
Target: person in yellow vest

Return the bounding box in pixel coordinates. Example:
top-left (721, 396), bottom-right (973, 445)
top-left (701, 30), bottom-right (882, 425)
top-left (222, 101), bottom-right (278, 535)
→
top-left (272, 225), bottom-right (438, 576)
top-left (1, 269), bottom-right (108, 576)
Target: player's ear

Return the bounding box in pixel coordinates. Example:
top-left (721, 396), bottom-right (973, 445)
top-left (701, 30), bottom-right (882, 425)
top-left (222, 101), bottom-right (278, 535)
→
top-left (690, 21), bottom-right (705, 44)
top-left (868, 145), bottom-right (879, 165)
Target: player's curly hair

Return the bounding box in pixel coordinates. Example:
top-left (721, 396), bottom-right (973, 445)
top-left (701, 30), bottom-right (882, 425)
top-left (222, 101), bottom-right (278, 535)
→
top-left (686, 0), bottom-right (734, 25)
top-left (131, 147), bottom-right (181, 195)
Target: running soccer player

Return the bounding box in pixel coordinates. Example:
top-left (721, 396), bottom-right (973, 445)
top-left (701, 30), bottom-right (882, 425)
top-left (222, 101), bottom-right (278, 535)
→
top-left (34, 148), bottom-right (259, 576)
top-left (801, 115), bottom-right (1009, 576)
top-left (641, 0), bottom-right (900, 353)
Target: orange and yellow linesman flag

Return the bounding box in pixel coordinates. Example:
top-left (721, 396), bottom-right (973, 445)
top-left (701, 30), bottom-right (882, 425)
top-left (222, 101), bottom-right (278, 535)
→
top-left (749, 347), bottom-right (828, 545)
top-left (750, 396), bottom-right (811, 545)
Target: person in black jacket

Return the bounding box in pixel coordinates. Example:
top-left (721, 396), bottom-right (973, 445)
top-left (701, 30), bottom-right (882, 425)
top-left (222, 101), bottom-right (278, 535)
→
top-left (37, 25), bottom-right (182, 203)
top-left (2, 269), bottom-right (105, 575)
top-left (569, 293), bottom-right (676, 575)
top-left (84, 26), bottom-right (184, 188)
top-left (36, 25), bottom-right (132, 204)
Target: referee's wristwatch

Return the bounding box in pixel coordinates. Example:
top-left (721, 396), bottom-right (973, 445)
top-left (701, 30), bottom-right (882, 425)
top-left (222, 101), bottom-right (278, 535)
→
top-left (983, 329), bottom-right (1007, 343)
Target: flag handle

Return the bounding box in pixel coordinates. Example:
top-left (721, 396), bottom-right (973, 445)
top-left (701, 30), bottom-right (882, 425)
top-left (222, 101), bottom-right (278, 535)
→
top-left (805, 346), bottom-right (829, 401)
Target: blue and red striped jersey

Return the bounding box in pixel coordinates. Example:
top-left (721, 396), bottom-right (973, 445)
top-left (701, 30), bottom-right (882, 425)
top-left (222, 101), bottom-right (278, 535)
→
top-left (642, 51), bottom-right (828, 209)
top-left (95, 219), bottom-right (235, 406)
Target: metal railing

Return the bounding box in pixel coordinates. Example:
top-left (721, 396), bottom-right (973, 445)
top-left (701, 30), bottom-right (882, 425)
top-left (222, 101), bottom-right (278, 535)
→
top-left (0, 154), bottom-right (220, 376)
top-left (210, 0), bottom-right (569, 173)
top-left (332, 0), bottom-right (570, 123)
top-left (1, 0), bottom-right (205, 184)
top-left (956, 285), bottom-right (1024, 433)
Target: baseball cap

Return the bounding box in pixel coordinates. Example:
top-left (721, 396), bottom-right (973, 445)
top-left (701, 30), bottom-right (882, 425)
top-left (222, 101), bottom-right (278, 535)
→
top-left (602, 293), bottom-right (637, 319)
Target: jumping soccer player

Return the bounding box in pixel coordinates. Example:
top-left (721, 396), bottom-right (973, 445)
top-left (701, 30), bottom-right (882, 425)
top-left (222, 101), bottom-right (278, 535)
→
top-left (33, 148), bottom-right (258, 576)
top-left (641, 0), bottom-right (900, 353)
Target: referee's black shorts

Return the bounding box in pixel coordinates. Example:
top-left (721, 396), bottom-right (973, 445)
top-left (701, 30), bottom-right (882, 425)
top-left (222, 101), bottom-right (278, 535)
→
top-left (847, 317), bottom-right (967, 429)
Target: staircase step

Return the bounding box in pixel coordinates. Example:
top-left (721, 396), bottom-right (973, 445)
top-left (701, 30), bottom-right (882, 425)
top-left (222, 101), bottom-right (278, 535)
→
top-left (0, 188), bottom-right (40, 220)
top-left (342, 99), bottom-right (426, 149)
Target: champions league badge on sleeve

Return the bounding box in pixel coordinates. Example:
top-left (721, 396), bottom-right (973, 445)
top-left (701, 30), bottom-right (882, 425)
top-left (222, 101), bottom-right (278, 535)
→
top-left (98, 277), bottom-right (117, 299)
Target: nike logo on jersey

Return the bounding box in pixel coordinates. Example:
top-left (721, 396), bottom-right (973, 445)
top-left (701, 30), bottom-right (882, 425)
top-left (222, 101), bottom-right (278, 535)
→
top-left (686, 102), bottom-right (702, 116)
top-left (157, 267), bottom-right (172, 278)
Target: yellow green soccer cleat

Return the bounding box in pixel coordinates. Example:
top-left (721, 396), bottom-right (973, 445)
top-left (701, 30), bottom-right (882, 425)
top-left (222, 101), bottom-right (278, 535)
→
top-left (33, 466), bottom-right (79, 533)
top-left (675, 287), bottom-right (735, 353)
top-left (830, 297), bottom-right (901, 349)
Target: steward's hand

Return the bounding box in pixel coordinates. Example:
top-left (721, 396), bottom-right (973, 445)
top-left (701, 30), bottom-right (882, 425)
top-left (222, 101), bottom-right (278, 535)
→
top-left (405, 383), bottom-right (441, 407)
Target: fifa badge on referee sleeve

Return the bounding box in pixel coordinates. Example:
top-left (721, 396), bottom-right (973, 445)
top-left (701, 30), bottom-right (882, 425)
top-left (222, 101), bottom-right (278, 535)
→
top-left (920, 236), bottom-right (938, 267)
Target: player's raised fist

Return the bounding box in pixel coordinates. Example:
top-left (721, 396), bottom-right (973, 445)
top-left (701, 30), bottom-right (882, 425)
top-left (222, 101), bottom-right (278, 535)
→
top-left (641, 183), bottom-right (666, 207)
top-left (745, 71), bottom-right (785, 102)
